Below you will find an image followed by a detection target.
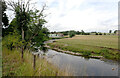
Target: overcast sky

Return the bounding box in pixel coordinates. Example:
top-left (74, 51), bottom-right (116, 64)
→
top-left (6, 0), bottom-right (119, 33)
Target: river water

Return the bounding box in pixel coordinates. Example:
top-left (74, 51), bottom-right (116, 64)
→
top-left (42, 40), bottom-right (118, 76)
top-left (42, 49), bottom-right (118, 76)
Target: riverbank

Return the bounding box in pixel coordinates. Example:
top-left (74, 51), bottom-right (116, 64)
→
top-left (47, 35), bottom-right (120, 60)
top-left (46, 45), bottom-right (103, 59)
top-left (2, 47), bottom-right (69, 76)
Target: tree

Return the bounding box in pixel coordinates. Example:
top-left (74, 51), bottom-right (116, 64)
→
top-left (109, 30), bottom-right (112, 33)
top-left (104, 33), bottom-right (106, 35)
top-left (114, 30), bottom-right (117, 34)
top-left (62, 31), bottom-right (69, 36)
top-left (81, 30), bottom-right (85, 35)
top-left (7, 0), bottom-right (48, 59)
top-left (69, 30), bottom-right (75, 38)
top-left (3, 18), bottom-right (17, 36)
top-left (2, 0), bottom-right (9, 37)
top-left (84, 33), bottom-right (90, 35)
top-left (76, 31), bottom-right (81, 35)
top-left (99, 33), bottom-right (102, 35)
top-left (95, 33), bottom-right (98, 35)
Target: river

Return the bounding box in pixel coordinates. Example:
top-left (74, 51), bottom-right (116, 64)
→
top-left (41, 40), bottom-right (118, 76)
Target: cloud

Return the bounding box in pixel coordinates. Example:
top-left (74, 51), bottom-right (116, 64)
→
top-left (43, 0), bottom-right (119, 32)
top-left (5, 0), bottom-right (119, 32)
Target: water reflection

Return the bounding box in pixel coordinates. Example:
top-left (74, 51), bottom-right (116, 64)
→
top-left (44, 49), bottom-right (118, 76)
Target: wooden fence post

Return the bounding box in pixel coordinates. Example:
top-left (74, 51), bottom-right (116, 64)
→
top-left (33, 55), bottom-right (36, 70)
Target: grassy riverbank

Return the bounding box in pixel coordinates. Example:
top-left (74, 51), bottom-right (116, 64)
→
top-left (2, 47), bottom-right (69, 76)
top-left (47, 35), bottom-right (119, 60)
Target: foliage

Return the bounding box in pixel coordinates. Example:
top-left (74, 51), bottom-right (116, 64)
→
top-left (76, 31), bottom-right (81, 35)
top-left (100, 48), bottom-right (109, 55)
top-left (104, 33), bottom-right (106, 35)
top-left (5, 0), bottom-right (49, 53)
top-left (82, 51), bottom-right (91, 56)
top-left (99, 33), bottom-right (102, 35)
top-left (2, 0), bottom-right (9, 28)
top-left (26, 9), bottom-right (48, 52)
top-left (81, 30), bottom-right (85, 35)
top-left (2, 31), bottom-right (21, 50)
top-left (69, 30), bottom-right (75, 38)
top-left (114, 30), bottom-right (117, 34)
top-left (109, 30), bottom-right (112, 33)
top-left (84, 33), bottom-right (90, 35)
top-left (62, 31), bottom-right (69, 35)
top-left (2, 0), bottom-right (9, 37)
top-left (95, 33), bottom-right (98, 35)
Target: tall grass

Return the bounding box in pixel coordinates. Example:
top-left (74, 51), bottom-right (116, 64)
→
top-left (0, 42), bottom-right (2, 78)
top-left (2, 47), bottom-right (70, 76)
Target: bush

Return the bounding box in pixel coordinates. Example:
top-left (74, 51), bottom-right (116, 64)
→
top-left (95, 33), bottom-right (98, 35)
top-left (99, 33), bottom-right (102, 35)
top-left (100, 48), bottom-right (109, 55)
top-left (104, 33), bottom-right (106, 35)
top-left (82, 51), bottom-right (91, 56)
top-left (3, 34), bottom-right (21, 50)
top-left (69, 31), bottom-right (75, 38)
top-left (69, 34), bottom-right (75, 38)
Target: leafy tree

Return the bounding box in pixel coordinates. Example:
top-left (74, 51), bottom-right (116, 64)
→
top-left (81, 30), bottom-right (85, 35)
top-left (62, 31), bottom-right (69, 36)
top-left (69, 30), bottom-right (75, 38)
top-left (114, 30), bottom-right (117, 34)
top-left (95, 33), bottom-right (98, 35)
top-left (109, 30), bottom-right (112, 33)
top-left (85, 33), bottom-right (90, 35)
top-left (3, 18), bottom-right (18, 36)
top-left (104, 33), bottom-right (106, 35)
top-left (76, 31), bottom-right (81, 35)
top-left (7, 0), bottom-right (31, 59)
top-left (3, 30), bottom-right (21, 50)
top-left (6, 0), bottom-right (48, 59)
top-left (26, 9), bottom-right (48, 52)
top-left (99, 33), bottom-right (102, 35)
top-left (2, 0), bottom-right (9, 28)
top-left (2, 0), bottom-right (9, 37)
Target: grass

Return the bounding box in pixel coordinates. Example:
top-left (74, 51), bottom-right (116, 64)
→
top-left (48, 35), bottom-right (120, 60)
top-left (2, 47), bottom-right (70, 76)
top-left (0, 42), bottom-right (2, 78)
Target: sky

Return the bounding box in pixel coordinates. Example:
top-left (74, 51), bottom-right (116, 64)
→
top-left (6, 0), bottom-right (119, 33)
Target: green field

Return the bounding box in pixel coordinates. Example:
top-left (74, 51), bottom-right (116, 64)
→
top-left (48, 35), bottom-right (119, 60)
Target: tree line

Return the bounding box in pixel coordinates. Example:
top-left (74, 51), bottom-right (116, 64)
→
top-left (50, 30), bottom-right (118, 38)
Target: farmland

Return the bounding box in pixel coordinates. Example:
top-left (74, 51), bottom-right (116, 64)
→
top-left (48, 35), bottom-right (119, 60)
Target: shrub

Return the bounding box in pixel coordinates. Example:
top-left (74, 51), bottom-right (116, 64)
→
top-left (69, 31), bottom-right (75, 38)
top-left (104, 33), bottom-right (106, 35)
top-left (82, 51), bottom-right (91, 56)
top-left (3, 34), bottom-right (21, 50)
top-left (69, 33), bottom-right (75, 38)
top-left (95, 33), bottom-right (98, 35)
top-left (100, 48), bottom-right (109, 55)
top-left (99, 33), bottom-right (102, 35)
